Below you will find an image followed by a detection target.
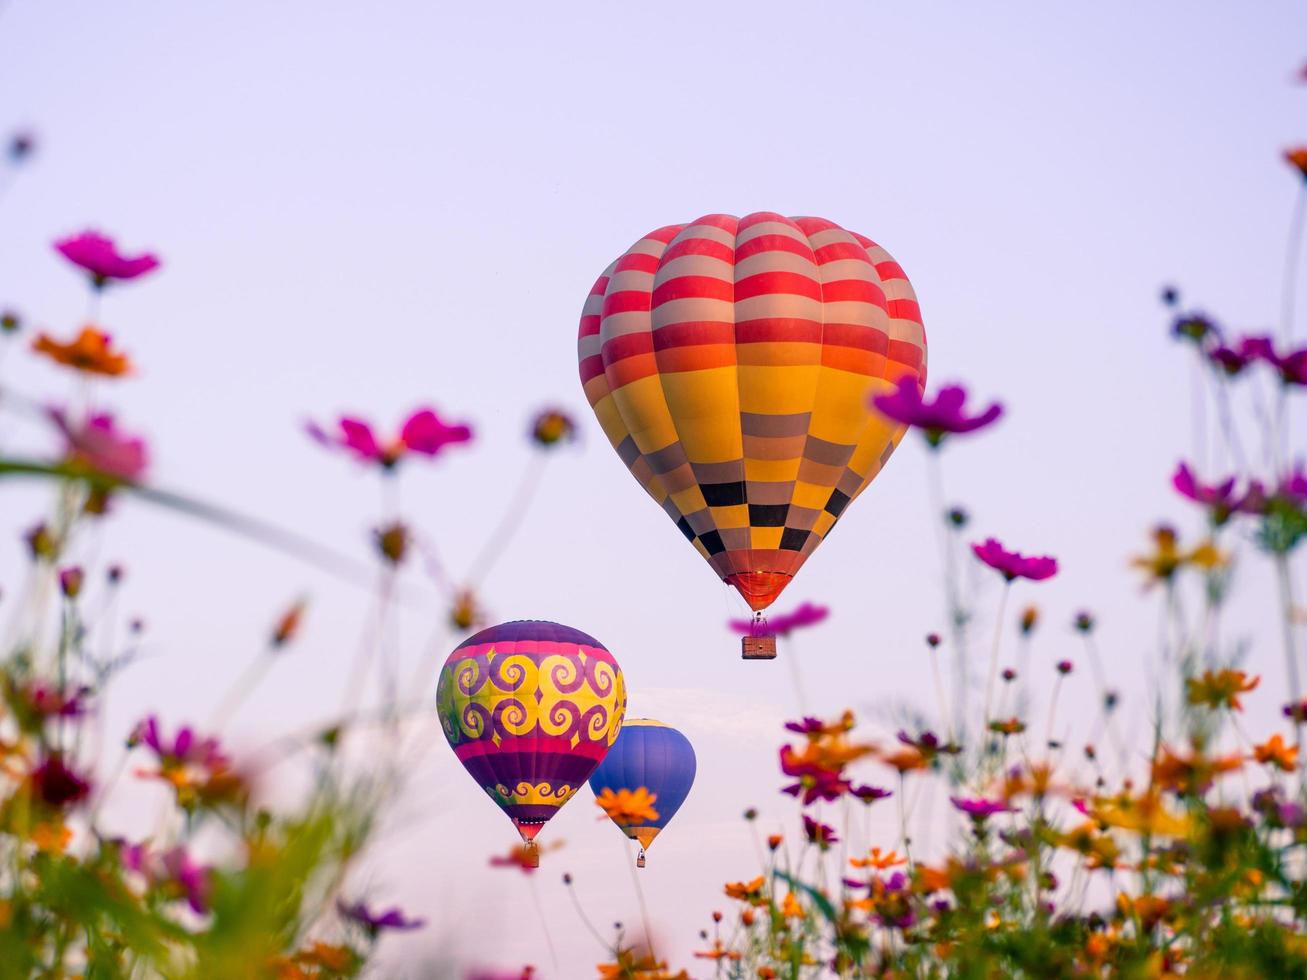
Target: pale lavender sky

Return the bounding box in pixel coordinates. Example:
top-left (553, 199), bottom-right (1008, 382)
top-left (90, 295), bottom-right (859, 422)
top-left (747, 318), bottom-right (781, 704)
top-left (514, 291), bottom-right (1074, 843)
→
top-left (1, 1), bottom-right (1305, 975)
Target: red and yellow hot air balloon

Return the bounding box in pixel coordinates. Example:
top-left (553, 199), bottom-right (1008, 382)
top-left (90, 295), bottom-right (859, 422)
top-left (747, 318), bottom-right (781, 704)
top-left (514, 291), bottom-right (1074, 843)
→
top-left (577, 213), bottom-right (926, 654)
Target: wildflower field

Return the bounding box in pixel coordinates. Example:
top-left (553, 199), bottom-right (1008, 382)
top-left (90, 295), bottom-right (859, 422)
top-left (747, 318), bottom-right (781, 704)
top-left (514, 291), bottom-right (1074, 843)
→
top-left (0, 4), bottom-right (1305, 978)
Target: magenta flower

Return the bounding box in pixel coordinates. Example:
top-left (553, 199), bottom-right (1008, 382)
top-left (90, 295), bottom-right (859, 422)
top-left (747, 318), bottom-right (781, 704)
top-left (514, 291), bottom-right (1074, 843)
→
top-left (780, 750), bottom-right (851, 805)
top-left (130, 716), bottom-right (228, 770)
top-left (19, 681), bottom-right (90, 721)
top-left (871, 377), bottom-right (1003, 448)
top-left (802, 814), bottom-right (839, 849)
top-left (54, 230), bottom-right (160, 287)
top-left (972, 538), bottom-right (1058, 582)
top-left (161, 846), bottom-right (211, 915)
top-left (851, 784), bottom-right (892, 805)
top-left (729, 601), bottom-right (829, 638)
top-left (307, 407), bottom-right (472, 470)
top-left (950, 796), bottom-right (1012, 821)
top-left (1172, 462), bottom-right (1259, 525)
top-left (1208, 345), bottom-right (1250, 376)
top-left (49, 408), bottom-right (149, 483)
top-left (31, 753), bottom-right (91, 808)
top-left (1238, 334), bottom-right (1307, 385)
top-left (338, 898), bottom-right (427, 934)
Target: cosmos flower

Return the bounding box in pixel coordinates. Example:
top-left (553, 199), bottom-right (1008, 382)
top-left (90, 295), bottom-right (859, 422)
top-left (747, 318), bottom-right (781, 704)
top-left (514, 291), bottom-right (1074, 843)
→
top-left (594, 786), bottom-right (659, 825)
top-left (1186, 669), bottom-right (1260, 712)
top-left (950, 797), bottom-right (1012, 821)
top-left (307, 407), bottom-right (472, 469)
top-left (1172, 463), bottom-right (1259, 525)
top-left (849, 847), bottom-right (906, 871)
top-left (30, 754), bottom-right (91, 808)
top-left (488, 840), bottom-right (561, 872)
top-left (1252, 734), bottom-right (1298, 772)
top-left (802, 814), bottom-right (838, 849)
top-left (729, 601), bottom-right (828, 638)
top-left (871, 377), bottom-right (1003, 448)
top-left (54, 231), bottom-right (160, 286)
top-left (723, 876), bottom-right (767, 904)
top-left (337, 898), bottom-right (426, 934)
top-left (1286, 147), bottom-right (1307, 181)
top-left (1237, 334), bottom-right (1307, 385)
top-left (972, 538), bottom-right (1058, 582)
top-left (50, 408), bottom-right (149, 483)
top-left (270, 598), bottom-right (307, 649)
top-left (32, 327), bottom-right (132, 376)
top-left (1131, 525), bottom-right (1226, 585)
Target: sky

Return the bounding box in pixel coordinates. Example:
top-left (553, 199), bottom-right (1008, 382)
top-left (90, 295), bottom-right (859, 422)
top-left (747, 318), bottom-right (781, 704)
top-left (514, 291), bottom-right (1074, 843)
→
top-left (1, 1), bottom-right (1306, 975)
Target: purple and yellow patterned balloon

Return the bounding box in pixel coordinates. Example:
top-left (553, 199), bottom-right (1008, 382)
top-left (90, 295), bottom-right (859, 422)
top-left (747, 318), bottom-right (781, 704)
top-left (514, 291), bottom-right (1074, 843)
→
top-left (436, 620), bottom-right (626, 860)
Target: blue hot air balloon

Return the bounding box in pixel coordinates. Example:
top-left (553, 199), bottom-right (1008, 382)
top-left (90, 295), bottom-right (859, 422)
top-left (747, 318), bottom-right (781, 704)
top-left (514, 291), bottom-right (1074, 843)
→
top-left (588, 718), bottom-right (696, 867)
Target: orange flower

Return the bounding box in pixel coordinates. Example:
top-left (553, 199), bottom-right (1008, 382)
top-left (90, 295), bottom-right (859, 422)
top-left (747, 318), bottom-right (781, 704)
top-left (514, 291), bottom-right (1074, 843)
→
top-left (270, 598), bottom-right (307, 649)
top-left (1056, 821), bottom-right (1120, 870)
top-left (766, 833), bottom-right (783, 851)
top-left (988, 717), bottom-right (1026, 736)
top-left (1253, 733), bottom-right (1298, 772)
top-left (30, 821), bottom-right (72, 854)
top-left (1091, 791), bottom-right (1192, 838)
top-left (1186, 669), bottom-right (1259, 712)
top-left (724, 875), bottom-right (767, 905)
top-left (1131, 525), bottom-right (1226, 585)
top-left (850, 846), bottom-right (906, 871)
top-left (1287, 147), bottom-right (1307, 179)
top-left (780, 891), bottom-right (804, 919)
top-left (32, 326), bottom-right (131, 376)
top-left (881, 746), bottom-right (927, 774)
top-left (1151, 744), bottom-right (1243, 794)
top-left (594, 786), bottom-right (658, 825)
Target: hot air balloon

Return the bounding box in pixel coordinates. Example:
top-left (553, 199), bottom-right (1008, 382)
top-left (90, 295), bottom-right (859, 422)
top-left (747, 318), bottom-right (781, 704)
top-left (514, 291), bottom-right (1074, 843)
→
top-left (588, 718), bottom-right (696, 868)
top-left (577, 213), bottom-right (927, 658)
top-left (437, 620), bottom-right (626, 866)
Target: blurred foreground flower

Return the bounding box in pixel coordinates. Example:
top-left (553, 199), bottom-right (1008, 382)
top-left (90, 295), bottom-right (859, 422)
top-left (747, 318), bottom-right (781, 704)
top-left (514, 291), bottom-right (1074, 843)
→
top-left (1131, 525), bottom-right (1226, 585)
top-left (270, 598), bottom-right (307, 649)
top-left (1286, 147), bottom-right (1307, 181)
top-left (1186, 668), bottom-right (1260, 712)
top-left (50, 408), bottom-right (149, 482)
top-left (595, 786), bottom-right (658, 825)
top-left (529, 407), bottom-right (577, 448)
top-left (489, 840), bottom-right (562, 872)
top-left (337, 898), bottom-right (426, 935)
top-left (33, 326), bottom-right (132, 376)
top-left (54, 230), bottom-right (160, 287)
top-left (728, 600), bottom-right (828, 638)
top-left (950, 796), bottom-right (1011, 822)
top-left (308, 407), bottom-right (472, 469)
top-left (1253, 733), bottom-right (1298, 772)
top-left (871, 377), bottom-right (1002, 447)
top-left (1172, 462), bottom-right (1259, 525)
top-left (972, 537), bottom-right (1058, 582)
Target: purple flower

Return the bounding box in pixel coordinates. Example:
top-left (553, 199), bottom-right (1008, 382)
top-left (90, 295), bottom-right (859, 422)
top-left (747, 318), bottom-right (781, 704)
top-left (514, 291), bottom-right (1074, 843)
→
top-left (162, 846), bottom-right (211, 915)
top-left (338, 898), bottom-right (427, 934)
top-left (1208, 345), bottom-right (1250, 376)
top-left (950, 796), bottom-right (1012, 821)
top-left (1237, 334), bottom-right (1307, 385)
top-left (54, 230), bottom-right (160, 287)
top-left (1172, 462), bottom-right (1260, 525)
top-left (130, 716), bottom-right (227, 769)
top-left (31, 754), bottom-right (91, 808)
top-left (871, 377), bottom-right (1003, 448)
top-left (972, 538), bottom-right (1058, 582)
top-left (851, 784), bottom-right (892, 804)
top-left (729, 601), bottom-right (829, 638)
top-left (802, 814), bottom-right (839, 849)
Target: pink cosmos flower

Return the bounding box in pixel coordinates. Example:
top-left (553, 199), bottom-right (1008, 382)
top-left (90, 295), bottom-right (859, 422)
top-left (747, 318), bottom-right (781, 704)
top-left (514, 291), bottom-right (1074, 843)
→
top-left (337, 898), bottom-right (426, 934)
top-left (950, 796), bottom-right (1012, 820)
top-left (130, 715), bottom-right (228, 770)
top-left (54, 230), bottom-right (160, 286)
top-left (161, 846), bottom-right (211, 915)
top-left (1172, 462), bottom-right (1259, 525)
top-left (1238, 334), bottom-right (1307, 385)
top-left (49, 408), bottom-right (149, 483)
top-left (871, 377), bottom-right (1003, 448)
top-left (729, 601), bottom-right (828, 638)
top-left (972, 538), bottom-right (1058, 582)
top-left (307, 407), bottom-right (472, 469)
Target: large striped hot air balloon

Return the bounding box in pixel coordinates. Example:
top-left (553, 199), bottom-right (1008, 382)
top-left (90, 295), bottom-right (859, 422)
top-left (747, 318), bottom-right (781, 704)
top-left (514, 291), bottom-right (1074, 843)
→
top-left (589, 718), bottom-right (696, 867)
top-left (436, 621), bottom-right (626, 865)
top-left (577, 213), bottom-right (927, 654)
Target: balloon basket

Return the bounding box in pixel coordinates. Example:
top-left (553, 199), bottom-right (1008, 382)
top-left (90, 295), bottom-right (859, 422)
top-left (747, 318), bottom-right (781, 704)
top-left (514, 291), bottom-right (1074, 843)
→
top-left (523, 839), bottom-right (540, 869)
top-left (742, 635), bottom-right (777, 660)
top-left (636, 849), bottom-right (646, 869)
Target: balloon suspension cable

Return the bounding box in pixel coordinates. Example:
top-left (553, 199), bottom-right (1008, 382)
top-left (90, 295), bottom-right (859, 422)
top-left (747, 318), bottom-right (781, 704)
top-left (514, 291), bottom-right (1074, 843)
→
top-left (741, 611), bottom-right (777, 660)
top-left (636, 848), bottom-right (646, 869)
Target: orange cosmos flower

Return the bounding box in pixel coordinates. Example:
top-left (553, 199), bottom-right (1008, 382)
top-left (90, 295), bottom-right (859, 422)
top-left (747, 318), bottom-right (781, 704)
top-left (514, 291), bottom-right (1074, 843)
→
top-left (594, 786), bottom-right (659, 825)
top-left (881, 746), bottom-right (927, 774)
top-left (32, 326), bottom-right (131, 376)
top-left (1151, 743), bottom-right (1243, 794)
top-left (1186, 668), bottom-right (1260, 712)
top-left (850, 847), bottom-right (906, 871)
top-left (1253, 733), bottom-right (1298, 772)
top-left (1286, 147), bottom-right (1307, 180)
top-left (724, 876), bottom-right (767, 904)
top-left (780, 892), bottom-right (804, 919)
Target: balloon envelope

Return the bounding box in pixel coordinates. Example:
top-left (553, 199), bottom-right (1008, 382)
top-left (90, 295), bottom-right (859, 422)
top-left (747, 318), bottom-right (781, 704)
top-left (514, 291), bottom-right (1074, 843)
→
top-left (578, 212), bottom-right (927, 611)
top-left (437, 620), bottom-right (626, 841)
top-left (588, 718), bottom-right (696, 851)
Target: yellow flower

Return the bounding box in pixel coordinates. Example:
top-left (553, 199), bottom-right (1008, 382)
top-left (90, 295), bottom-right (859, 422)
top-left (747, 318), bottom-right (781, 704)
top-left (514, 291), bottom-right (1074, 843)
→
top-left (32, 326), bottom-right (132, 376)
top-left (1131, 525), bottom-right (1227, 586)
top-left (780, 892), bottom-right (804, 919)
top-left (594, 786), bottom-right (659, 826)
top-left (1092, 792), bottom-right (1192, 838)
top-left (30, 822), bottom-right (72, 854)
